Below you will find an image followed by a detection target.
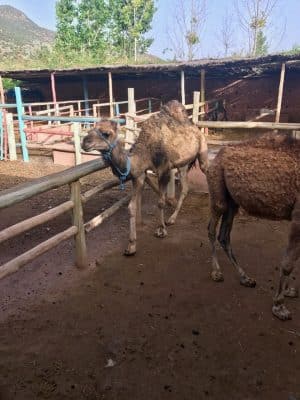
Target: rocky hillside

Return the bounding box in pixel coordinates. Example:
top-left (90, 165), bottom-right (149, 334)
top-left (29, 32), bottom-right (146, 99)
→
top-left (0, 5), bottom-right (55, 59)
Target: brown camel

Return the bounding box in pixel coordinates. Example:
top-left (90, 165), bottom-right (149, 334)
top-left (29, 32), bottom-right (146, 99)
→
top-left (206, 133), bottom-right (300, 320)
top-left (82, 100), bottom-right (208, 255)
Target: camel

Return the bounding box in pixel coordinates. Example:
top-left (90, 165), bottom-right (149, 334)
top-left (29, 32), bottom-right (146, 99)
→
top-left (206, 133), bottom-right (300, 320)
top-left (82, 100), bottom-right (208, 255)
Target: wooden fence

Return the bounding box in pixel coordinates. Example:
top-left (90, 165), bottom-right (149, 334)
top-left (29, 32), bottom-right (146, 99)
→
top-left (0, 158), bottom-right (127, 280)
top-left (0, 156), bottom-right (169, 281)
top-left (0, 88), bottom-right (161, 163)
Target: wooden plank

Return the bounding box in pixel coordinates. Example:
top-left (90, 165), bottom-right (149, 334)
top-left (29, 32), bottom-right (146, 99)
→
top-left (0, 158), bottom-right (107, 210)
top-left (185, 102), bottom-right (205, 110)
top-left (0, 200), bottom-right (74, 245)
top-left (85, 194), bottom-right (131, 233)
top-left (275, 63), bottom-right (286, 123)
top-left (0, 226), bottom-right (77, 281)
top-left (196, 121), bottom-right (300, 130)
top-left (82, 178), bottom-right (121, 203)
top-left (70, 181), bottom-right (87, 268)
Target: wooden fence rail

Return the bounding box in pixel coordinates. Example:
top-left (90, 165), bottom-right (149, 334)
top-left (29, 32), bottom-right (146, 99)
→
top-left (0, 158), bottom-right (135, 280)
top-left (195, 121), bottom-right (300, 130)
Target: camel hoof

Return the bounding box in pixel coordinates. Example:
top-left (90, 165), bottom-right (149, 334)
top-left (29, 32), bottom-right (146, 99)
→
top-left (284, 287), bottom-right (299, 298)
top-left (240, 275), bottom-right (256, 288)
top-left (166, 217), bottom-right (176, 226)
top-left (211, 270), bottom-right (224, 282)
top-left (124, 244), bottom-right (136, 256)
top-left (154, 226), bottom-right (167, 238)
top-left (272, 304), bottom-right (292, 321)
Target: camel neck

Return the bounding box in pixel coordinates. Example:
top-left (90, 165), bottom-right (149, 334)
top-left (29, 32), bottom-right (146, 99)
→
top-left (110, 141), bottom-right (128, 172)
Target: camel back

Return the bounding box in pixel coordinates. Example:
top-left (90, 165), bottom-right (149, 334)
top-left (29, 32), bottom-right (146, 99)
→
top-left (235, 132), bottom-right (300, 155)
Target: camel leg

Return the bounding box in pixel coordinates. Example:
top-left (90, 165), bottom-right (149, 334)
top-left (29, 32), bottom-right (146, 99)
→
top-left (124, 174), bottom-right (145, 256)
top-left (197, 134), bottom-right (209, 174)
top-left (166, 166), bottom-right (189, 226)
top-left (208, 210), bottom-right (224, 282)
top-left (136, 177), bottom-right (145, 226)
top-left (218, 203), bottom-right (256, 288)
top-left (272, 205), bottom-right (300, 320)
top-left (154, 173), bottom-right (169, 238)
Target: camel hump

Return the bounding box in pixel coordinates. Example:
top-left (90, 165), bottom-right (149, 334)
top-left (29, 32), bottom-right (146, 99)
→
top-left (161, 100), bottom-right (189, 123)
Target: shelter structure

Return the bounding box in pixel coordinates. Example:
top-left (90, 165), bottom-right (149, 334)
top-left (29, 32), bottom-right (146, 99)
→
top-left (1, 53), bottom-right (300, 122)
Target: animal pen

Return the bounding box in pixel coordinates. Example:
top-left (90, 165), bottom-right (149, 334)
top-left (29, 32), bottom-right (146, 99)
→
top-left (1, 58), bottom-right (300, 400)
top-left (0, 55), bottom-right (300, 280)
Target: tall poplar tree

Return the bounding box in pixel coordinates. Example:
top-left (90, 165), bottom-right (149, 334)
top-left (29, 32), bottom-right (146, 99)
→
top-left (55, 0), bottom-right (156, 62)
top-left (109, 0), bottom-right (156, 60)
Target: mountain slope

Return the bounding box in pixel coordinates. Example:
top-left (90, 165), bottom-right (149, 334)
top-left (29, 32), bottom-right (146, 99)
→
top-left (0, 5), bottom-right (55, 59)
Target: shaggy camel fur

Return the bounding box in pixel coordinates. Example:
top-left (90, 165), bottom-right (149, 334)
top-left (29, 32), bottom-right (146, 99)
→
top-left (207, 133), bottom-right (300, 320)
top-left (82, 100), bottom-right (208, 255)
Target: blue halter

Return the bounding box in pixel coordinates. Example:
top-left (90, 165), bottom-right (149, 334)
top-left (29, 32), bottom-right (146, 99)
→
top-left (99, 133), bottom-right (131, 190)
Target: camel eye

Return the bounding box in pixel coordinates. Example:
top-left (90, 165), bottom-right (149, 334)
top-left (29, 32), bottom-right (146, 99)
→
top-left (101, 132), bottom-right (110, 139)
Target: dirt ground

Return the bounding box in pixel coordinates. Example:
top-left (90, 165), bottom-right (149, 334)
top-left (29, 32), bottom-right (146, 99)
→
top-left (0, 161), bottom-right (299, 400)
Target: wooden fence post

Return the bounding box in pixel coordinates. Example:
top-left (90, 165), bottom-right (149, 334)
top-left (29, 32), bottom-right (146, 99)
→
top-left (6, 113), bottom-right (17, 161)
top-left (192, 91), bottom-right (200, 124)
top-left (125, 88), bottom-right (136, 149)
top-left (73, 122), bottom-right (82, 165)
top-left (70, 180), bottom-right (87, 269)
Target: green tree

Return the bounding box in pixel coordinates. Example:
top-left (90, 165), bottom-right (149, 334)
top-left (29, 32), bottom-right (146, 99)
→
top-left (284, 44), bottom-right (300, 55)
top-left (109, 0), bottom-right (156, 61)
top-left (77, 0), bottom-right (109, 54)
top-left (55, 0), bottom-right (109, 61)
top-left (55, 0), bottom-right (78, 52)
top-left (235, 0), bottom-right (280, 57)
top-left (167, 0), bottom-right (207, 61)
top-left (255, 30), bottom-right (268, 56)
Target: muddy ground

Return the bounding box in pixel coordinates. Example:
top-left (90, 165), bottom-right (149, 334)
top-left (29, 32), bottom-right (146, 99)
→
top-left (0, 161), bottom-right (299, 400)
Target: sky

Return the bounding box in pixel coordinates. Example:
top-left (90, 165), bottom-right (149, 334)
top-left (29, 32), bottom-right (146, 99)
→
top-left (0, 0), bottom-right (299, 59)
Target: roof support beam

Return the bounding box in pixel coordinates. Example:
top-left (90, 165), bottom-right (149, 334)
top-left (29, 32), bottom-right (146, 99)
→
top-left (275, 63), bottom-right (286, 123)
top-left (180, 70), bottom-right (185, 105)
top-left (50, 72), bottom-right (57, 104)
top-left (82, 75), bottom-right (90, 116)
top-left (108, 72), bottom-right (114, 118)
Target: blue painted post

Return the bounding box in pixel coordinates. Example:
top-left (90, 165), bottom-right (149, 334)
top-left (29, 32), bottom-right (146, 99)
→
top-left (82, 76), bottom-right (90, 117)
top-left (115, 103), bottom-right (120, 116)
top-left (0, 110), bottom-right (3, 161)
top-left (15, 87), bottom-right (29, 162)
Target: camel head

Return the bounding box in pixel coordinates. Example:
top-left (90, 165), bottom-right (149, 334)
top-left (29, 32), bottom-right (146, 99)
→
top-left (161, 100), bottom-right (189, 123)
top-left (82, 119), bottom-right (118, 153)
